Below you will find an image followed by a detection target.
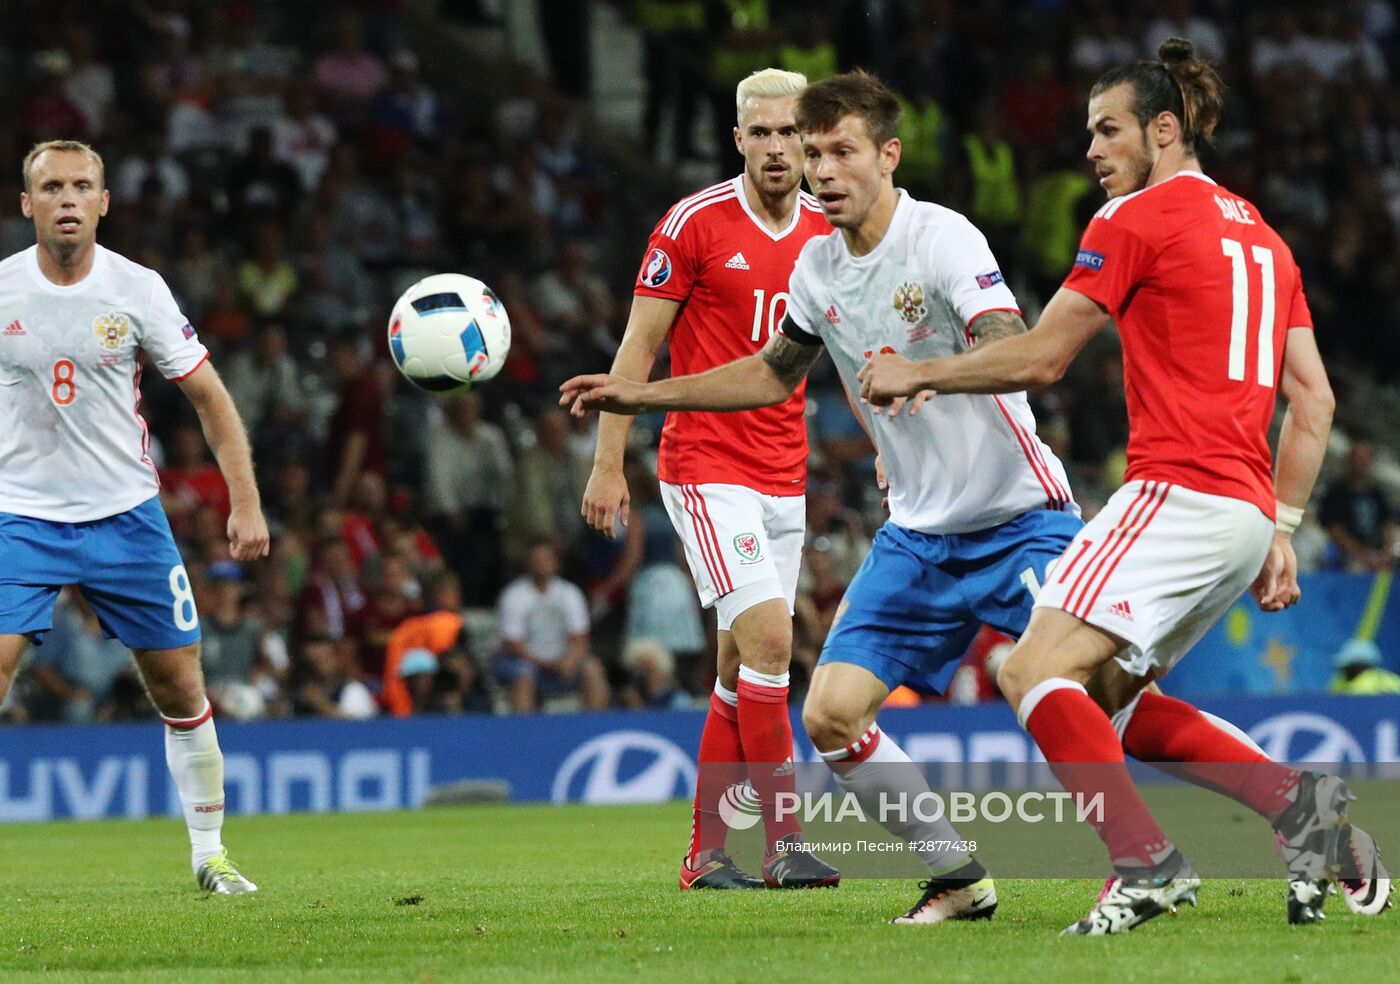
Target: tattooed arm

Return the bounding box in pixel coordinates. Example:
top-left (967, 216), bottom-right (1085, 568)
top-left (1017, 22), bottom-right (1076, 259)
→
top-left (967, 309), bottom-right (1028, 345)
top-left (560, 327), bottom-right (823, 416)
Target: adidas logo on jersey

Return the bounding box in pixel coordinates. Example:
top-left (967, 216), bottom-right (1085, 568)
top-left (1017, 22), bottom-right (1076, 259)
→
top-left (3, 320), bottom-right (23, 336)
top-left (825, 305), bottom-right (841, 324)
top-left (724, 251), bottom-right (750, 270)
top-left (1106, 599), bottom-right (1134, 621)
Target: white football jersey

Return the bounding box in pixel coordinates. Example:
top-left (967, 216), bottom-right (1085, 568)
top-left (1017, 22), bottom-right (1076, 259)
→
top-left (785, 190), bottom-right (1077, 535)
top-left (0, 244), bottom-right (209, 522)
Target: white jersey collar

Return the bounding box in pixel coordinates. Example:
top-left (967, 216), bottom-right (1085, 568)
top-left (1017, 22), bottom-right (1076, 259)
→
top-left (26, 243), bottom-right (107, 294)
top-left (840, 188), bottom-right (910, 268)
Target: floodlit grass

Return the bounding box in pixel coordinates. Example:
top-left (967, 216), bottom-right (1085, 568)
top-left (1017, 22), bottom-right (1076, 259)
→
top-left (0, 801), bottom-right (1393, 982)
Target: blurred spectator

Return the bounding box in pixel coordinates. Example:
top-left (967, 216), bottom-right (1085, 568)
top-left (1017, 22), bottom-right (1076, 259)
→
top-left (114, 132), bottom-right (190, 204)
top-left (494, 542), bottom-right (608, 713)
top-left (1321, 441), bottom-right (1398, 571)
top-left (1070, 8), bottom-right (1138, 75)
top-left (295, 211), bottom-right (371, 333)
top-left (325, 337), bottom-right (388, 507)
top-left (996, 51), bottom-right (1075, 151)
top-left (296, 536), bottom-right (368, 643)
top-left (314, 11), bottom-right (388, 126)
top-left (793, 535), bottom-right (848, 658)
top-left (357, 553), bottom-right (423, 681)
top-left (1253, 9), bottom-right (1319, 82)
top-left (200, 564), bottom-right (277, 720)
top-left (1329, 638), bottom-right (1400, 695)
top-left (222, 321), bottom-right (306, 435)
top-left (62, 26), bottom-right (115, 138)
top-left (200, 278), bottom-right (252, 346)
top-left (237, 221), bottom-right (298, 317)
top-left (1142, 0), bottom-right (1227, 65)
top-left (424, 647), bottom-right (492, 715)
top-left (448, 160), bottom-right (547, 269)
top-left (622, 468), bottom-right (706, 682)
top-left (505, 407), bottom-right (592, 568)
top-left (533, 103), bottom-right (598, 235)
top-left (292, 635), bottom-right (378, 718)
top-left (27, 591), bottom-right (133, 723)
top-left (272, 82), bottom-right (339, 192)
top-left (225, 126), bottom-right (303, 234)
top-left (529, 238), bottom-right (618, 368)
top-left (381, 572), bottom-right (470, 717)
top-left (619, 638), bottom-right (691, 710)
top-left (171, 227), bottom-right (227, 322)
top-left (341, 471), bottom-right (390, 571)
top-left (387, 164), bottom-right (442, 264)
top-left (637, 0), bottom-right (706, 162)
top-left (264, 457), bottom-right (319, 538)
top-left (140, 23), bottom-right (207, 121)
top-left (424, 393), bottom-right (513, 605)
top-left (206, 3), bottom-right (298, 142)
top-left (1069, 349), bottom-right (1129, 482)
top-left (319, 143), bottom-right (398, 268)
top-left (162, 423), bottom-right (231, 537)
top-left (367, 50), bottom-right (445, 168)
top-left (22, 49), bottom-right (89, 145)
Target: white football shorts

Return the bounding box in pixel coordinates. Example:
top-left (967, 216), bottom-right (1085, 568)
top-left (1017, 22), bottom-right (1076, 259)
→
top-left (1034, 479), bottom-right (1274, 678)
top-left (659, 482), bottom-right (804, 630)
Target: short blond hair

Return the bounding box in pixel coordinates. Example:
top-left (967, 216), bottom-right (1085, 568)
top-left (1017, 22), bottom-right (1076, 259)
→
top-left (22, 140), bottom-right (106, 192)
top-left (735, 67), bottom-right (807, 122)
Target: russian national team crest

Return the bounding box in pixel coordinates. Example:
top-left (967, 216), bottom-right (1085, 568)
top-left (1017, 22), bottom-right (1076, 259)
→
top-left (639, 247), bottom-right (672, 288)
top-left (892, 281), bottom-right (927, 324)
top-left (93, 312), bottom-right (132, 351)
top-left (733, 532), bottom-right (763, 565)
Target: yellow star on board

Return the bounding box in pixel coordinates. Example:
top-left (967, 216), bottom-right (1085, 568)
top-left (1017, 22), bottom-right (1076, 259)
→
top-left (1261, 638), bottom-right (1296, 690)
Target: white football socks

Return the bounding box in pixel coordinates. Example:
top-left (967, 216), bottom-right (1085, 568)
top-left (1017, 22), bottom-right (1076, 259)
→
top-left (163, 701), bottom-right (226, 871)
top-left (820, 724), bottom-right (974, 877)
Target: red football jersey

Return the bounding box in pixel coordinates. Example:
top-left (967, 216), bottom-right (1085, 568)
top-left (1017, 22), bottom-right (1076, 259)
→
top-left (635, 176), bottom-right (832, 495)
top-left (1062, 171), bottom-right (1313, 519)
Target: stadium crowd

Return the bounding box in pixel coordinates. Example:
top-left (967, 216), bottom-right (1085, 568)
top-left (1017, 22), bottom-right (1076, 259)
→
top-left (2, 0), bottom-right (1398, 723)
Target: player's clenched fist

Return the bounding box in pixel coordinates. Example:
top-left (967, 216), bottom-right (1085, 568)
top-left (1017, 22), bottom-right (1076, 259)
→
top-left (857, 352), bottom-right (930, 407)
top-left (227, 506), bottom-right (271, 561)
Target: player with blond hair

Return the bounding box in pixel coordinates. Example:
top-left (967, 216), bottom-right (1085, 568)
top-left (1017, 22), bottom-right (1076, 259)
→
top-left (580, 68), bottom-right (839, 890)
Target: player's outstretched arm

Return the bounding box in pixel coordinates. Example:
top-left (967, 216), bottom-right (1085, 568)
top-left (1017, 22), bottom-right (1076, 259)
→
top-left (1252, 328), bottom-right (1335, 611)
top-left (857, 289), bottom-right (1108, 403)
top-left (583, 296), bottom-right (679, 538)
top-left (176, 361), bottom-right (271, 562)
top-left (560, 332), bottom-right (819, 416)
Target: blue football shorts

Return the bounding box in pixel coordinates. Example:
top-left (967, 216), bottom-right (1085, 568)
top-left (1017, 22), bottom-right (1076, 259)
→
top-left (0, 495), bottom-right (201, 651)
top-left (818, 509), bottom-right (1082, 693)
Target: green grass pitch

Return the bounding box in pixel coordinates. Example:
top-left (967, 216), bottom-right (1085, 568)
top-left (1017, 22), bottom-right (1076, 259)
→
top-left (1, 801), bottom-right (1394, 983)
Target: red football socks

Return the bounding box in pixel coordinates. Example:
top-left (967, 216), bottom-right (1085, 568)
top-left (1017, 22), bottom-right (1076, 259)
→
top-left (737, 667), bottom-right (801, 851)
top-left (1123, 691), bottom-right (1300, 822)
top-left (688, 688), bottom-right (744, 863)
top-left (1023, 680), bottom-right (1175, 871)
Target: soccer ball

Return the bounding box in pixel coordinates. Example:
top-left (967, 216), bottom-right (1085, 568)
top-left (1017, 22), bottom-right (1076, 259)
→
top-left (387, 273), bottom-right (511, 393)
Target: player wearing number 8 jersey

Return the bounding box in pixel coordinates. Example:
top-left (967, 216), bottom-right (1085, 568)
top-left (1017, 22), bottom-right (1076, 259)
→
top-left (859, 40), bottom-right (1389, 932)
top-left (0, 141), bottom-right (269, 894)
top-left (580, 68), bottom-right (836, 891)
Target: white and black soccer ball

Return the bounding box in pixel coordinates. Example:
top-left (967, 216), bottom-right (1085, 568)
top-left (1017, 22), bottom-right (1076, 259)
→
top-left (387, 273), bottom-right (511, 393)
